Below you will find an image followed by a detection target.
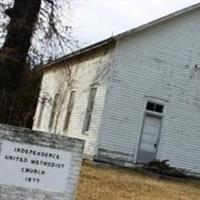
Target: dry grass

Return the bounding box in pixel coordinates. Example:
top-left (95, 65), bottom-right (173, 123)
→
top-left (76, 161), bottom-right (200, 200)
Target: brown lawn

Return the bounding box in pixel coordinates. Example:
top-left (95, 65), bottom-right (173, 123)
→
top-left (76, 161), bottom-right (200, 200)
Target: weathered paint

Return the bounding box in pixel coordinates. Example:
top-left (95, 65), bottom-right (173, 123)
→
top-left (98, 8), bottom-right (200, 174)
top-left (33, 44), bottom-right (114, 157)
top-left (0, 123), bottom-right (84, 200)
top-left (34, 7), bottom-right (200, 175)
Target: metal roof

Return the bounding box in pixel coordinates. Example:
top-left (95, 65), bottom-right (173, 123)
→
top-left (41, 2), bottom-right (200, 70)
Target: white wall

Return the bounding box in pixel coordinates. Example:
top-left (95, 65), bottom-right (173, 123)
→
top-left (99, 8), bottom-right (200, 173)
top-left (33, 45), bottom-right (114, 156)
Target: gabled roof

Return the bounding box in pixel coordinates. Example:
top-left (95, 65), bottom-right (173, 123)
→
top-left (41, 2), bottom-right (200, 70)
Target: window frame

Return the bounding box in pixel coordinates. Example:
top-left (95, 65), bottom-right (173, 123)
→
top-left (145, 101), bottom-right (164, 117)
top-left (36, 97), bottom-right (46, 128)
top-left (48, 93), bottom-right (59, 131)
top-left (63, 90), bottom-right (76, 131)
top-left (82, 87), bottom-right (97, 133)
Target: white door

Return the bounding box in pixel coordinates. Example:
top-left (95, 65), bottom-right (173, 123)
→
top-left (137, 114), bottom-right (162, 164)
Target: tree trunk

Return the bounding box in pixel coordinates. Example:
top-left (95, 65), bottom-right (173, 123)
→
top-left (0, 0), bottom-right (41, 124)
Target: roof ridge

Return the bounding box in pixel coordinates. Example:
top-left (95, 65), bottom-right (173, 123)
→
top-left (41, 2), bottom-right (200, 70)
top-left (115, 2), bottom-right (200, 40)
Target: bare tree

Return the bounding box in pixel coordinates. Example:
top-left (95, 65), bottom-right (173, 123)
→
top-left (0, 0), bottom-right (78, 125)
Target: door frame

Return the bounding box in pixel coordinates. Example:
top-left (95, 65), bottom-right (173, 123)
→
top-left (135, 106), bottom-right (164, 164)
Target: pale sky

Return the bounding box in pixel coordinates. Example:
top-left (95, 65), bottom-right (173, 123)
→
top-left (70, 0), bottom-right (200, 45)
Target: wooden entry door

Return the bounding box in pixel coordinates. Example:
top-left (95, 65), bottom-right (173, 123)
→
top-left (137, 114), bottom-right (162, 164)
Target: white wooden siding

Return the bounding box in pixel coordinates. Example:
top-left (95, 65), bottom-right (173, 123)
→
top-left (99, 9), bottom-right (200, 173)
top-left (33, 46), bottom-right (114, 156)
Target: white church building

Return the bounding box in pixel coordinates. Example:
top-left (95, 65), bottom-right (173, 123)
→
top-left (33, 3), bottom-right (200, 175)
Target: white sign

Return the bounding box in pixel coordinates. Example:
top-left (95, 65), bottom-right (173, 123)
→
top-left (0, 140), bottom-right (71, 193)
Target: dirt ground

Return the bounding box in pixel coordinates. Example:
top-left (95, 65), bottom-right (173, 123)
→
top-left (76, 161), bottom-right (200, 200)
